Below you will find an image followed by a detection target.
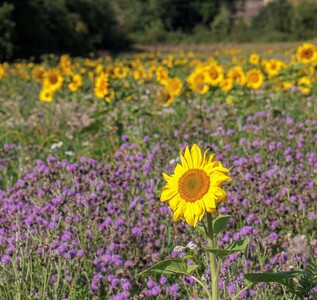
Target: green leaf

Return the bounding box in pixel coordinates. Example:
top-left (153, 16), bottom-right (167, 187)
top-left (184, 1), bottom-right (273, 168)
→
top-left (80, 120), bottom-right (103, 134)
top-left (137, 259), bottom-right (190, 278)
top-left (244, 271), bottom-right (304, 289)
top-left (196, 224), bottom-right (206, 235)
top-left (186, 264), bottom-right (199, 273)
top-left (212, 214), bottom-right (231, 235)
top-left (204, 239), bottom-right (249, 259)
top-left (91, 109), bottom-right (109, 118)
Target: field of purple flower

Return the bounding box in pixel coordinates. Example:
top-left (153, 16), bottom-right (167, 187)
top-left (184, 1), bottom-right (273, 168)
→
top-left (0, 49), bottom-right (317, 299)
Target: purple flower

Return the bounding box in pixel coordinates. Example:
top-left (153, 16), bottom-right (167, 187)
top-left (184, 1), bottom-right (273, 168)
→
top-left (1, 255), bottom-right (11, 265)
top-left (269, 232), bottom-right (278, 241)
top-left (56, 244), bottom-right (68, 256)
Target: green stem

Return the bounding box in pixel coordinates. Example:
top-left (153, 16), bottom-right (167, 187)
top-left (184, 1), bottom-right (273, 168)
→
top-left (231, 283), bottom-right (254, 300)
top-left (207, 213), bottom-right (218, 300)
top-left (190, 275), bottom-right (213, 300)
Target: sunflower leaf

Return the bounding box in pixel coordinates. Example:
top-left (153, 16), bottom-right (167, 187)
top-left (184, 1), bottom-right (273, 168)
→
top-left (136, 259), bottom-right (190, 278)
top-left (186, 264), bottom-right (199, 273)
top-left (203, 239), bottom-right (249, 259)
top-left (212, 214), bottom-right (231, 235)
top-left (244, 271), bottom-right (305, 290)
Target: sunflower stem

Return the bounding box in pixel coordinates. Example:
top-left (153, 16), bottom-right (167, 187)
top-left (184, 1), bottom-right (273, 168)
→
top-left (231, 283), bottom-right (254, 300)
top-left (207, 212), bottom-right (218, 300)
top-left (189, 275), bottom-right (213, 300)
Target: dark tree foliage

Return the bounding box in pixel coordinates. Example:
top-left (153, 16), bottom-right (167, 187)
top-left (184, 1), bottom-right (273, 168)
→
top-left (2, 0), bottom-right (130, 59)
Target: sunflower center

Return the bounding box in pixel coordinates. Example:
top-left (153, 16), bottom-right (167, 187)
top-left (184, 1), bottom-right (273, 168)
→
top-left (178, 169), bottom-right (210, 202)
top-left (49, 75), bottom-right (58, 84)
top-left (303, 49), bottom-right (313, 59)
top-left (249, 73), bottom-right (259, 83)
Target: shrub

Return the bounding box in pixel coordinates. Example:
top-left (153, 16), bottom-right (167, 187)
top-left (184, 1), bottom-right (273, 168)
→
top-left (292, 1), bottom-right (317, 40)
top-left (0, 2), bottom-right (15, 61)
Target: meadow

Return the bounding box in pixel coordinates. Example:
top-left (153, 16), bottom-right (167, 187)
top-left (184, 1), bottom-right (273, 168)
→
top-left (0, 43), bottom-right (316, 299)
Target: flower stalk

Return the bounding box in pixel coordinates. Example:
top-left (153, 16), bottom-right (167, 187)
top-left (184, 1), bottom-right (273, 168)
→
top-left (207, 212), bottom-right (219, 300)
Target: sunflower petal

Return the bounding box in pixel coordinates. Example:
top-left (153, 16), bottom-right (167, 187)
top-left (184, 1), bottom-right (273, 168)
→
top-left (209, 171), bottom-right (232, 186)
top-left (208, 153), bottom-right (216, 164)
top-left (184, 205), bottom-right (195, 227)
top-left (179, 151), bottom-right (188, 171)
top-left (162, 172), bottom-right (172, 182)
top-left (160, 186), bottom-right (177, 201)
top-left (169, 195), bottom-right (181, 210)
top-left (201, 148), bottom-right (210, 166)
top-left (202, 194), bottom-right (216, 212)
top-left (193, 201), bottom-right (204, 219)
top-left (190, 144), bottom-right (202, 167)
top-left (209, 187), bottom-right (227, 203)
top-left (174, 163), bottom-right (185, 176)
top-left (184, 146), bottom-right (193, 168)
top-left (173, 200), bottom-right (186, 222)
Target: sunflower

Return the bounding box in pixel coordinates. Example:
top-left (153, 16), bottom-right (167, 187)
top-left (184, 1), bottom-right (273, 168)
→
top-left (249, 53), bottom-right (260, 65)
top-left (204, 64), bottom-right (223, 86)
top-left (43, 69), bottom-right (63, 91)
top-left (160, 144), bottom-right (231, 227)
top-left (133, 68), bottom-right (147, 82)
top-left (94, 73), bottom-right (109, 99)
top-left (296, 43), bottom-right (317, 64)
top-left (0, 65), bottom-right (6, 80)
top-left (264, 59), bottom-right (284, 78)
top-left (298, 76), bottom-right (311, 95)
top-left (220, 77), bottom-right (233, 93)
top-left (228, 66), bottom-right (245, 86)
top-left (68, 74), bottom-right (83, 92)
top-left (162, 77), bottom-right (183, 97)
top-left (39, 88), bottom-right (54, 103)
top-left (187, 69), bottom-right (209, 94)
top-left (156, 86), bottom-right (175, 107)
top-left (246, 69), bottom-right (264, 89)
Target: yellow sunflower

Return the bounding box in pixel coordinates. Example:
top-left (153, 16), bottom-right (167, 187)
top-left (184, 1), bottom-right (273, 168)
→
top-left (204, 64), bottom-right (223, 86)
top-left (246, 69), bottom-right (264, 89)
top-left (228, 66), bottom-right (245, 86)
top-left (43, 68), bottom-right (63, 91)
top-left (187, 69), bottom-right (209, 94)
top-left (39, 88), bottom-right (54, 103)
top-left (298, 76), bottom-right (312, 95)
top-left (249, 53), bottom-right (260, 65)
top-left (162, 77), bottom-right (183, 97)
top-left (68, 74), bottom-right (83, 92)
top-left (160, 144), bottom-right (231, 227)
top-left (296, 43), bottom-right (317, 64)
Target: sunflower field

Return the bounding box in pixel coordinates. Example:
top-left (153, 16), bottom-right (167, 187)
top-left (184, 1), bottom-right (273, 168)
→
top-left (0, 42), bottom-right (316, 300)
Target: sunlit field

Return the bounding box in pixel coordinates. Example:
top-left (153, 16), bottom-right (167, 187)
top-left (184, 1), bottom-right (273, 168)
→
top-left (0, 43), bottom-right (316, 299)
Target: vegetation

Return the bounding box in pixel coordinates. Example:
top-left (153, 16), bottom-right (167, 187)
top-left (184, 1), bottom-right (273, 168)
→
top-left (2, 0), bottom-right (317, 60)
top-left (0, 43), bottom-right (316, 299)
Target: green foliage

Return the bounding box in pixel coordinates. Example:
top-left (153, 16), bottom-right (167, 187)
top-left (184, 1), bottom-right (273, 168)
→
top-left (250, 0), bottom-right (317, 42)
top-left (137, 259), bottom-right (198, 278)
top-left (245, 271), bottom-right (304, 290)
top-left (2, 0), bottom-right (129, 59)
top-left (293, 1), bottom-right (317, 40)
top-left (212, 214), bottom-right (231, 235)
top-left (0, 2), bottom-right (15, 61)
top-left (203, 239), bottom-right (249, 260)
top-left (288, 262), bottom-right (317, 299)
top-left (210, 5), bottom-right (231, 41)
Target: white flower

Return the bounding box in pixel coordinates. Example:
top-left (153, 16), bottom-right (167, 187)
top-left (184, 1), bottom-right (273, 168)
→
top-left (65, 151), bottom-right (74, 156)
top-left (186, 241), bottom-right (197, 250)
top-left (51, 141), bottom-right (63, 150)
top-left (169, 157), bottom-right (180, 166)
top-left (173, 246), bottom-right (185, 253)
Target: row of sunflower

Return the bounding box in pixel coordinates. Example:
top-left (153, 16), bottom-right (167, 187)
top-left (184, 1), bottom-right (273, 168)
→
top-left (0, 42), bottom-right (316, 105)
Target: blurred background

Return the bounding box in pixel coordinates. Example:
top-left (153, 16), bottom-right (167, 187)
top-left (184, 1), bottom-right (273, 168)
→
top-left (1, 0), bottom-right (317, 60)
